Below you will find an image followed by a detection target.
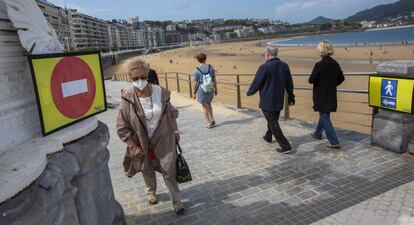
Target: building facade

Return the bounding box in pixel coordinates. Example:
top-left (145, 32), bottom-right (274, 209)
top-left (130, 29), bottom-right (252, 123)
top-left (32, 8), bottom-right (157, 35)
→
top-left (164, 32), bottom-right (182, 45)
top-left (67, 9), bottom-right (110, 50)
top-left (108, 22), bottom-right (130, 49)
top-left (146, 26), bottom-right (165, 47)
top-left (36, 0), bottom-right (73, 48)
top-left (166, 24), bottom-right (177, 32)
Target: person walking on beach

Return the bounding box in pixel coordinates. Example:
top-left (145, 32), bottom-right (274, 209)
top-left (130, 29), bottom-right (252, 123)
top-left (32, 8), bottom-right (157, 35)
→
top-left (247, 46), bottom-right (295, 154)
top-left (116, 58), bottom-right (185, 215)
top-left (192, 53), bottom-right (218, 128)
top-left (309, 40), bottom-right (345, 149)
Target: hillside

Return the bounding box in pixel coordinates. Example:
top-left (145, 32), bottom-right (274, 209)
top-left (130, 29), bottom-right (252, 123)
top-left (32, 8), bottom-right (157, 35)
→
top-left (308, 16), bottom-right (335, 24)
top-left (347, 0), bottom-right (414, 22)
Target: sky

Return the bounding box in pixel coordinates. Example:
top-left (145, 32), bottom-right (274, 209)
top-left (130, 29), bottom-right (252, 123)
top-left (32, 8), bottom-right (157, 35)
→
top-left (48, 0), bottom-right (398, 24)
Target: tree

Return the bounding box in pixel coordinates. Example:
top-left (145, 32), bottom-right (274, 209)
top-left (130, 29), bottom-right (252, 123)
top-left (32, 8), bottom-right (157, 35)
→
top-left (320, 23), bottom-right (332, 31)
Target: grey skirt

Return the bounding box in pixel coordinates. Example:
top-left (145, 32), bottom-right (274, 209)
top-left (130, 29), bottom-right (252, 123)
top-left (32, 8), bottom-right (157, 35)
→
top-left (196, 88), bottom-right (214, 104)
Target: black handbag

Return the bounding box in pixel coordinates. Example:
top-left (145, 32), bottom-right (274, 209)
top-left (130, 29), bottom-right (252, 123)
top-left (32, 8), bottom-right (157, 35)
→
top-left (176, 143), bottom-right (192, 183)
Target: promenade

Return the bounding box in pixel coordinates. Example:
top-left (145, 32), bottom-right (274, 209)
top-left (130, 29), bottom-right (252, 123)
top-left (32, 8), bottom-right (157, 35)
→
top-left (99, 81), bottom-right (414, 225)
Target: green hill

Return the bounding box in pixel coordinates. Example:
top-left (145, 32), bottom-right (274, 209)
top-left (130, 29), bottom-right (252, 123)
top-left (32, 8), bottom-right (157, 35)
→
top-left (308, 16), bottom-right (335, 24)
top-left (347, 0), bottom-right (414, 22)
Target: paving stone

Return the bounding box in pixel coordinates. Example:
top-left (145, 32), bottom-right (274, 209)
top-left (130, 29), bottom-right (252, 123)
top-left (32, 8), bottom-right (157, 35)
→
top-left (297, 190), bottom-right (318, 200)
top-left (99, 81), bottom-right (414, 225)
top-left (285, 186), bottom-right (305, 196)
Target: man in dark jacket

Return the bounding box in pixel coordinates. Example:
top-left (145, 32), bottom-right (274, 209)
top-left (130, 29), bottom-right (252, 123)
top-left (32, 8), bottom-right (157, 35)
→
top-left (247, 46), bottom-right (295, 154)
top-left (148, 66), bottom-right (159, 85)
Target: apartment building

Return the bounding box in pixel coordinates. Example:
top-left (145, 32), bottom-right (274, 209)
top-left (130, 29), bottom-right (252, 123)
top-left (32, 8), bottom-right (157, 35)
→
top-left (108, 22), bottom-right (131, 49)
top-left (145, 26), bottom-right (165, 47)
top-left (36, 0), bottom-right (73, 48)
top-left (67, 9), bottom-right (110, 49)
top-left (164, 32), bottom-right (182, 45)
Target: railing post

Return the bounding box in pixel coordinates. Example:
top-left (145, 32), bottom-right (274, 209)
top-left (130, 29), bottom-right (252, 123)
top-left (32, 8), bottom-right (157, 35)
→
top-left (236, 75), bottom-right (241, 109)
top-left (188, 75), bottom-right (192, 98)
top-left (164, 73), bottom-right (169, 90)
top-left (176, 73), bottom-right (180, 92)
top-left (284, 91), bottom-right (290, 120)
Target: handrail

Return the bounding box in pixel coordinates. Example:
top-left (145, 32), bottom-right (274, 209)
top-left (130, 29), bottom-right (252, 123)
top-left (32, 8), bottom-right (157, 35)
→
top-left (164, 72), bottom-right (376, 77)
top-left (111, 71), bottom-right (376, 128)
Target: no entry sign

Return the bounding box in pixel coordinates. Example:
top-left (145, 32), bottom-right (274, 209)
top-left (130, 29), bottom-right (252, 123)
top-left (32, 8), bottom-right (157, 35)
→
top-left (51, 56), bottom-right (96, 119)
top-left (28, 51), bottom-right (106, 136)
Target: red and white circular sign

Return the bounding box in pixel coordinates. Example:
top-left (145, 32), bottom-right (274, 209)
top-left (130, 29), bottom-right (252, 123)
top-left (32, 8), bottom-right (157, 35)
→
top-left (50, 56), bottom-right (96, 119)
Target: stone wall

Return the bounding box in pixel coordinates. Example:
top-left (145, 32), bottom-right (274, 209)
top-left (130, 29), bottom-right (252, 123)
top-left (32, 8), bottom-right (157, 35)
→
top-left (0, 122), bottom-right (125, 225)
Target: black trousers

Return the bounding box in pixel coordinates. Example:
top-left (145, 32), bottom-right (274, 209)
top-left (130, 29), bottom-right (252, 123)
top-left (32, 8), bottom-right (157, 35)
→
top-left (262, 109), bottom-right (291, 150)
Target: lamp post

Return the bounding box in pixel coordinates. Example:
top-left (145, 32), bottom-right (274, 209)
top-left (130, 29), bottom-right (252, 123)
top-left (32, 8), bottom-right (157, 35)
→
top-left (95, 40), bottom-right (99, 51)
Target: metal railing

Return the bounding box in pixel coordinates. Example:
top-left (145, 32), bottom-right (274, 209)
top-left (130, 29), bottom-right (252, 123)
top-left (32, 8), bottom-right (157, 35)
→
top-left (112, 72), bottom-right (378, 128)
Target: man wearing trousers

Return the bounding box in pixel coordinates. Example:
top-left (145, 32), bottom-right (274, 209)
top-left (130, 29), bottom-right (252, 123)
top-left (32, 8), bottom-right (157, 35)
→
top-left (247, 46), bottom-right (295, 154)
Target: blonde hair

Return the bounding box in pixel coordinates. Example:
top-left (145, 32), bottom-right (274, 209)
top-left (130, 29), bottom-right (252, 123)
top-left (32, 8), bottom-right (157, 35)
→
top-left (127, 57), bottom-right (149, 77)
top-left (317, 40), bottom-right (334, 57)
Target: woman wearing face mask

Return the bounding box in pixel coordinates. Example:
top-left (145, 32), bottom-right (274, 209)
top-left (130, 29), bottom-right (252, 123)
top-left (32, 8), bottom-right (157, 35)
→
top-left (116, 57), bottom-right (184, 215)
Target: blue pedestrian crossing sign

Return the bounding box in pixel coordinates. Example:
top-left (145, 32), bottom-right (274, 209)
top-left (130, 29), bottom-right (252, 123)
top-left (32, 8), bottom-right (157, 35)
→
top-left (381, 79), bottom-right (398, 109)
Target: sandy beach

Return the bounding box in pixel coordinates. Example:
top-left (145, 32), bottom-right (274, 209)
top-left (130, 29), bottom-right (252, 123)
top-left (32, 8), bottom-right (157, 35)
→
top-left (104, 39), bottom-right (414, 134)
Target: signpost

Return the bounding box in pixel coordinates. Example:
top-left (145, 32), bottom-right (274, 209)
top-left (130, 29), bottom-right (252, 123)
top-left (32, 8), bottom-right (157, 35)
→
top-left (28, 51), bottom-right (107, 136)
top-left (369, 75), bottom-right (414, 114)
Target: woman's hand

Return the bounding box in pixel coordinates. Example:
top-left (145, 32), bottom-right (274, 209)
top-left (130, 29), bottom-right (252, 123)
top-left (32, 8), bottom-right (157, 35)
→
top-left (192, 95), bottom-right (196, 99)
top-left (129, 145), bottom-right (144, 158)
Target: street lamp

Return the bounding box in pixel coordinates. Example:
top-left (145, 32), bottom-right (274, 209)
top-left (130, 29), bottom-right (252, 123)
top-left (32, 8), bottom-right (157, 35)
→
top-left (95, 41), bottom-right (99, 51)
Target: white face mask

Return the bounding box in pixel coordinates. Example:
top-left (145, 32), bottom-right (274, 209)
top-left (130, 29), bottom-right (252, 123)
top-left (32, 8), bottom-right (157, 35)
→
top-left (132, 79), bottom-right (148, 91)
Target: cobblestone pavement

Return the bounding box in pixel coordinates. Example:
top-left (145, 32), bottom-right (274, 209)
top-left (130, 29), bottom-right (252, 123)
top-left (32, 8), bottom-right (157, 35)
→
top-left (313, 181), bottom-right (414, 225)
top-left (99, 81), bottom-right (414, 225)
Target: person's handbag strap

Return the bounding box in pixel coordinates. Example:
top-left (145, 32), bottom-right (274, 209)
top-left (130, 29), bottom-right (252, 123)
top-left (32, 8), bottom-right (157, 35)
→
top-left (176, 142), bottom-right (183, 155)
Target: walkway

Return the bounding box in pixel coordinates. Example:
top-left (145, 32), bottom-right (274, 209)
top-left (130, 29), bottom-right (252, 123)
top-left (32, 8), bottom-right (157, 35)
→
top-left (98, 81), bottom-right (414, 225)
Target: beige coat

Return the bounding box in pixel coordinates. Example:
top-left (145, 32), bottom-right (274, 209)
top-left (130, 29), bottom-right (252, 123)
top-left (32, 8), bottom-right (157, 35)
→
top-left (116, 86), bottom-right (178, 178)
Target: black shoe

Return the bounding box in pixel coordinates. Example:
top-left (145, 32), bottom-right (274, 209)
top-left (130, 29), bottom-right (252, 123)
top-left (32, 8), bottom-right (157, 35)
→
top-left (326, 144), bottom-right (341, 149)
top-left (263, 135), bottom-right (272, 143)
top-left (311, 133), bottom-right (323, 140)
top-left (276, 148), bottom-right (293, 154)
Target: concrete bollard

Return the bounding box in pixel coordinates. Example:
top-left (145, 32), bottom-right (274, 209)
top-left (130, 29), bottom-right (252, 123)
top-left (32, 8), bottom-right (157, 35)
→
top-left (371, 61), bottom-right (414, 154)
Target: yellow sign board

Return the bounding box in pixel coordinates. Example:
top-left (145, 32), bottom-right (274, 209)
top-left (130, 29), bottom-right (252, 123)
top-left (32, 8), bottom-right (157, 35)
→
top-left (369, 75), bottom-right (414, 113)
top-left (28, 51), bottom-right (107, 136)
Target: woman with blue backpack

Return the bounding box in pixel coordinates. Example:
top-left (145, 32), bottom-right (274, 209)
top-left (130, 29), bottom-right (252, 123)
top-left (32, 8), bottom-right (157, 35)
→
top-left (192, 53), bottom-right (218, 128)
